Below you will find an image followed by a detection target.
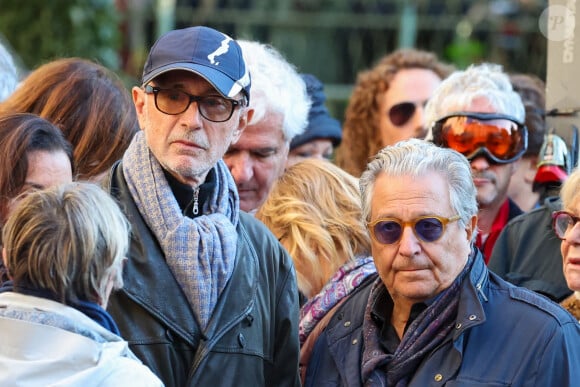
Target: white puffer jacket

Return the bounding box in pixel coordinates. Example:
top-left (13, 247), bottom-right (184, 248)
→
top-left (0, 292), bottom-right (163, 387)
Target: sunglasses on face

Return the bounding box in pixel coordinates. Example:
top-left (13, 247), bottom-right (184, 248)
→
top-left (552, 210), bottom-right (580, 240)
top-left (368, 215), bottom-right (461, 245)
top-left (388, 101), bottom-right (427, 127)
top-left (431, 112), bottom-right (528, 164)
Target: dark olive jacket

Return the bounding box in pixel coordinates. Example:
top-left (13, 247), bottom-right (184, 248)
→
top-left (105, 162), bottom-right (301, 387)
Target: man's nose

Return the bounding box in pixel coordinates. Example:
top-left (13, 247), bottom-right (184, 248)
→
top-left (226, 153), bottom-right (254, 184)
top-left (470, 155), bottom-right (491, 171)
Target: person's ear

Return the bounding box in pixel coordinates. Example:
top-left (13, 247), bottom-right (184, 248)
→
top-left (465, 214), bottom-right (478, 242)
top-left (132, 86), bottom-right (147, 131)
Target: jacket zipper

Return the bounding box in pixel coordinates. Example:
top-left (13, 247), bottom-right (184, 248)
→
top-left (192, 188), bottom-right (199, 215)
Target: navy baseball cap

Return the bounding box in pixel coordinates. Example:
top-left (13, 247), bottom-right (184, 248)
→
top-left (141, 26), bottom-right (251, 101)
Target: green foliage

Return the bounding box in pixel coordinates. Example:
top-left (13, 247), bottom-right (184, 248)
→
top-left (0, 0), bottom-right (121, 71)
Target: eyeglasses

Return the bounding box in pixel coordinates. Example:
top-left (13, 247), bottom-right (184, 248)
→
top-left (431, 112), bottom-right (528, 164)
top-left (144, 85), bottom-right (246, 122)
top-left (368, 215), bottom-right (461, 245)
top-left (552, 210), bottom-right (580, 240)
top-left (388, 101), bottom-right (426, 127)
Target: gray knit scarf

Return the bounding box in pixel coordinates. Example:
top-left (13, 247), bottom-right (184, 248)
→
top-left (122, 132), bottom-right (239, 329)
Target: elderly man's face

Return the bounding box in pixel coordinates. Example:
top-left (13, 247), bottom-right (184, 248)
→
top-left (377, 68), bottom-right (442, 147)
top-left (369, 172), bottom-right (473, 305)
top-left (132, 70), bottom-right (248, 187)
top-left (224, 109), bottom-right (289, 213)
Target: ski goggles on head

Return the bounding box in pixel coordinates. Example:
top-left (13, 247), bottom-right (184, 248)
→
top-left (431, 112), bottom-right (528, 164)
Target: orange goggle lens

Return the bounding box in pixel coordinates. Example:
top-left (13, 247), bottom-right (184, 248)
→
top-left (432, 113), bottom-right (528, 164)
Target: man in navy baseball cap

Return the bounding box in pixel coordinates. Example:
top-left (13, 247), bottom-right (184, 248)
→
top-left (141, 25), bottom-right (251, 102)
top-left (105, 25), bottom-right (301, 387)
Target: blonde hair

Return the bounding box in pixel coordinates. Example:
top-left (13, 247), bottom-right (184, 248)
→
top-left (2, 182), bottom-right (130, 304)
top-left (560, 167), bottom-right (580, 209)
top-left (256, 159), bottom-right (371, 298)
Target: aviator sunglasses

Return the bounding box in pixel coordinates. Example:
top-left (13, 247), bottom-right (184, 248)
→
top-left (431, 112), bottom-right (528, 164)
top-left (368, 215), bottom-right (461, 245)
top-left (388, 101), bottom-right (427, 127)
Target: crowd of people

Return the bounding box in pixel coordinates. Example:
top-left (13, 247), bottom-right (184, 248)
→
top-left (1, 23), bottom-right (580, 386)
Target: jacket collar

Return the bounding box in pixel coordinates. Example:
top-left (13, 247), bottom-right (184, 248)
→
top-left (108, 161), bottom-right (257, 345)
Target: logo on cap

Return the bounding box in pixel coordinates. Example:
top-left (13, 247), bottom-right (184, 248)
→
top-left (208, 36), bottom-right (233, 66)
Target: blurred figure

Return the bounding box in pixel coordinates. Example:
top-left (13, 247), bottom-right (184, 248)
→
top-left (507, 73), bottom-right (546, 211)
top-left (0, 182), bottom-right (162, 386)
top-left (426, 63), bottom-right (526, 263)
top-left (335, 48), bottom-right (454, 177)
top-left (224, 40), bottom-right (310, 213)
top-left (303, 139), bottom-right (580, 386)
top-left (0, 41), bottom-right (18, 101)
top-left (553, 168), bottom-right (580, 320)
top-left (0, 113), bottom-right (73, 283)
top-left (488, 83), bottom-right (570, 302)
top-left (0, 58), bottom-right (138, 181)
top-left (286, 74), bottom-right (342, 167)
top-left (0, 113), bottom-right (72, 227)
top-left (255, 158), bottom-right (375, 384)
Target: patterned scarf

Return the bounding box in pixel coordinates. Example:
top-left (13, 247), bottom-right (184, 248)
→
top-left (123, 132), bottom-right (239, 329)
top-left (299, 256), bottom-right (376, 344)
top-left (362, 254), bottom-right (474, 386)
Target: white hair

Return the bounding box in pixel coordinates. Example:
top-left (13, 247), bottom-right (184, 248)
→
top-left (238, 40), bottom-right (311, 141)
top-left (424, 63), bottom-right (525, 140)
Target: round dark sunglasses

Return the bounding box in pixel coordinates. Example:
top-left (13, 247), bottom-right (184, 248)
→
top-left (388, 101), bottom-right (427, 127)
top-left (368, 215), bottom-right (460, 245)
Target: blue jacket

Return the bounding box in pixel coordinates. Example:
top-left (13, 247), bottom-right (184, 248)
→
top-left (304, 249), bottom-right (580, 386)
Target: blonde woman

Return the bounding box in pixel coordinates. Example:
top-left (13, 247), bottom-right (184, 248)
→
top-left (255, 158), bottom-right (376, 382)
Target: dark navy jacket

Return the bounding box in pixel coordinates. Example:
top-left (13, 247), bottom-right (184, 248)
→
top-left (304, 249), bottom-right (580, 386)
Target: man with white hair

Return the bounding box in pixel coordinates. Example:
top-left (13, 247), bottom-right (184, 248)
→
top-left (223, 40), bottom-right (310, 213)
top-left (425, 63), bottom-right (527, 263)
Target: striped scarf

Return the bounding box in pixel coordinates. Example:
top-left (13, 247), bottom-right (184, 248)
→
top-left (123, 131), bottom-right (239, 329)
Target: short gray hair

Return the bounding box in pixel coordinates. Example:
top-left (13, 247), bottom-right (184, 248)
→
top-left (360, 139), bottom-right (478, 241)
top-left (424, 63), bottom-right (525, 141)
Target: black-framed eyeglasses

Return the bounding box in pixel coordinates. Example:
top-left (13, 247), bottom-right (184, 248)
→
top-left (144, 85), bottom-right (245, 122)
top-left (552, 210), bottom-right (580, 240)
top-left (368, 215), bottom-right (461, 245)
top-left (431, 112), bottom-right (528, 164)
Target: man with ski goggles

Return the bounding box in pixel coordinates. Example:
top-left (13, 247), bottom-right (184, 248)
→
top-left (426, 63), bottom-right (527, 263)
